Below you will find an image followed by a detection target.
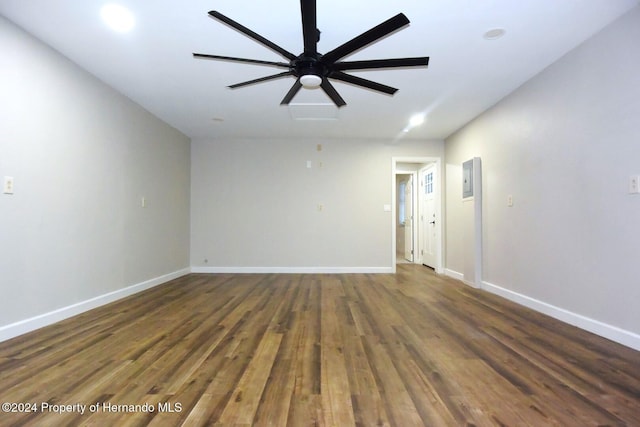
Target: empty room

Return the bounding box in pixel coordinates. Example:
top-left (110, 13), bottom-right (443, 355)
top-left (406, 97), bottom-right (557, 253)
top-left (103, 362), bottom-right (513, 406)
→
top-left (1, 0), bottom-right (639, 426)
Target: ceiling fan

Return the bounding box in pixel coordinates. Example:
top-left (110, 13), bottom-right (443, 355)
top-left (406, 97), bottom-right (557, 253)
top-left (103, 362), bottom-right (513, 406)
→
top-left (193, 0), bottom-right (429, 107)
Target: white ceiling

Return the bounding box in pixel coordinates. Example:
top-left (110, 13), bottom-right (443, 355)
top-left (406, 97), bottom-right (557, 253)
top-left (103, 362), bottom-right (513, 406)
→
top-left (1, 0), bottom-right (638, 141)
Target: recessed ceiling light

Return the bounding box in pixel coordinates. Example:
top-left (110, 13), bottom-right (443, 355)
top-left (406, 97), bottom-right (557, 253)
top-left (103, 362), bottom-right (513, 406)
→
top-left (409, 114), bottom-right (425, 128)
top-left (483, 28), bottom-right (506, 40)
top-left (101, 4), bottom-right (135, 33)
top-left (402, 113), bottom-right (425, 133)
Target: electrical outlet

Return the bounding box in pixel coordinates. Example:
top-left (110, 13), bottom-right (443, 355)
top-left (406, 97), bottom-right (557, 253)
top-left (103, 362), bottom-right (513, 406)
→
top-left (629, 176), bottom-right (640, 194)
top-left (3, 176), bottom-right (14, 194)
top-left (507, 195), bottom-right (513, 207)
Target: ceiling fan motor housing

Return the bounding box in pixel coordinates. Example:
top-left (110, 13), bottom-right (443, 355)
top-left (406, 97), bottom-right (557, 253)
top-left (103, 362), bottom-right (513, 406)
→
top-left (295, 55), bottom-right (325, 87)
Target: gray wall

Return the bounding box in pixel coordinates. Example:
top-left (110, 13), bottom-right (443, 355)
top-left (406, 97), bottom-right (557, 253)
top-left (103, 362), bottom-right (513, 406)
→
top-left (444, 6), bottom-right (640, 343)
top-left (0, 17), bottom-right (191, 329)
top-left (190, 138), bottom-right (443, 271)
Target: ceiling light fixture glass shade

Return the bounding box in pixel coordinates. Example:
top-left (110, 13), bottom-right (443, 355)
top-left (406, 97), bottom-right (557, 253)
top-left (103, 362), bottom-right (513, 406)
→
top-left (300, 74), bottom-right (322, 88)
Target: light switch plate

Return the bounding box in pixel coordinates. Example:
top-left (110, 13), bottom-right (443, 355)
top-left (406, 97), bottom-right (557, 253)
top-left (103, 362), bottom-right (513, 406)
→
top-left (3, 176), bottom-right (14, 194)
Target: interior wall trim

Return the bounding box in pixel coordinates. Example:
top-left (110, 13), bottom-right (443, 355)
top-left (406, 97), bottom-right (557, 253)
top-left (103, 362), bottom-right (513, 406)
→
top-left (8, 267), bottom-right (634, 350)
top-left (190, 266), bottom-right (394, 274)
top-left (444, 268), bottom-right (476, 288)
top-left (0, 268), bottom-right (191, 343)
top-left (444, 268), bottom-right (463, 281)
top-left (444, 269), bottom-right (638, 350)
top-left (481, 280), bottom-right (640, 351)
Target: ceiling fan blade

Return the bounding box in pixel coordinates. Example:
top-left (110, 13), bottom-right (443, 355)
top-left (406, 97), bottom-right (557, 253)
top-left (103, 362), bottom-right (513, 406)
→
top-left (333, 57), bottom-right (429, 71)
top-left (209, 11), bottom-right (297, 61)
top-left (300, 0), bottom-right (318, 55)
top-left (193, 53), bottom-right (291, 68)
top-left (229, 72), bottom-right (293, 89)
top-left (329, 71), bottom-right (397, 95)
top-left (322, 13), bottom-right (410, 64)
top-left (280, 80), bottom-right (303, 105)
top-left (321, 79), bottom-right (347, 107)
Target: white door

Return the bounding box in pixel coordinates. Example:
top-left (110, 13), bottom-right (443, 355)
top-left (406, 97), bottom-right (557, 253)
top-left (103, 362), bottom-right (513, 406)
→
top-left (404, 175), bottom-right (414, 262)
top-left (419, 165), bottom-right (437, 268)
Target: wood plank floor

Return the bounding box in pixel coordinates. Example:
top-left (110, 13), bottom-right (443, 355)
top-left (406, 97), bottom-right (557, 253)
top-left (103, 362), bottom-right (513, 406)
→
top-left (0, 265), bottom-right (639, 426)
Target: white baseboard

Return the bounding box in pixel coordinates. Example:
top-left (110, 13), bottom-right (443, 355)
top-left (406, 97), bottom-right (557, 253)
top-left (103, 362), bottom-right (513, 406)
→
top-left (8, 267), bottom-right (636, 351)
top-left (190, 266), bottom-right (394, 274)
top-left (444, 268), bottom-right (478, 288)
top-left (481, 280), bottom-right (640, 351)
top-left (0, 268), bottom-right (191, 343)
top-left (444, 268), bottom-right (464, 281)
top-left (443, 269), bottom-right (639, 351)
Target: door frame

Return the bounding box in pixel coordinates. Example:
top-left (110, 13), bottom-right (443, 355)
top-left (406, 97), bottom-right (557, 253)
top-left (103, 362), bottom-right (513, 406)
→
top-left (391, 156), bottom-right (444, 274)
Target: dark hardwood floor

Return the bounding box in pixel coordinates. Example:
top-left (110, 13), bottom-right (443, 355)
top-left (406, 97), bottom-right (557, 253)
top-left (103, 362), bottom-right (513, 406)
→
top-left (0, 265), bottom-right (638, 426)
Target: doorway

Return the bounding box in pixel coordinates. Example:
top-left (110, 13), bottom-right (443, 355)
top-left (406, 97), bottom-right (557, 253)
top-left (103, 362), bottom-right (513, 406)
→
top-left (396, 172), bottom-right (417, 263)
top-left (392, 157), bottom-right (443, 274)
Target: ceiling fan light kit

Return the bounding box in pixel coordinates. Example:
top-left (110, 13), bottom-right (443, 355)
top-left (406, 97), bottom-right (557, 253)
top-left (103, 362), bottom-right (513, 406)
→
top-left (193, 0), bottom-right (429, 107)
top-left (300, 74), bottom-right (322, 88)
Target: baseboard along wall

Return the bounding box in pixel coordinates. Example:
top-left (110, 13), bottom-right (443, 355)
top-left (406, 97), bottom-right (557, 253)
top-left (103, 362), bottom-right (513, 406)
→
top-left (4, 267), bottom-right (637, 352)
top-left (0, 266), bottom-right (389, 342)
top-left (444, 269), bottom-right (640, 351)
top-left (0, 268), bottom-right (191, 343)
top-left (190, 266), bottom-right (394, 274)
